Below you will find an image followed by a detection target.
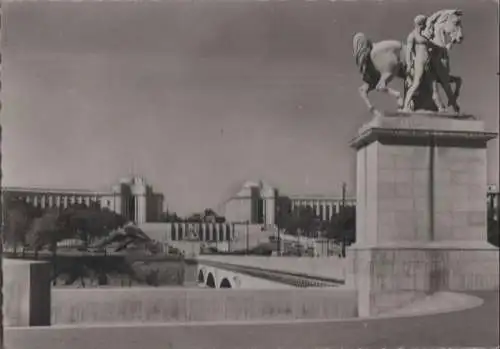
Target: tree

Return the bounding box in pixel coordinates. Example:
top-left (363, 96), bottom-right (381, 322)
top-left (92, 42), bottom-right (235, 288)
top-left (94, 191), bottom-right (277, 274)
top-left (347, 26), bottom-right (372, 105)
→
top-left (92, 224), bottom-right (162, 254)
top-left (325, 206), bottom-right (356, 257)
top-left (160, 211), bottom-right (182, 222)
top-left (4, 198), bottom-right (43, 254)
top-left (58, 204), bottom-right (126, 249)
top-left (280, 206), bottom-right (320, 238)
top-left (25, 209), bottom-right (71, 259)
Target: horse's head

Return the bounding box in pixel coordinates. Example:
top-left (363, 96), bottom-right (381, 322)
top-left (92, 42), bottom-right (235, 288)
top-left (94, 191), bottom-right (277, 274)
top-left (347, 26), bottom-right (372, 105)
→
top-left (426, 9), bottom-right (464, 48)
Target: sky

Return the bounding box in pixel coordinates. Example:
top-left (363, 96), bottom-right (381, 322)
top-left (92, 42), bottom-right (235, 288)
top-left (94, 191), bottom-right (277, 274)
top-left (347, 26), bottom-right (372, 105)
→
top-left (2, 0), bottom-right (499, 215)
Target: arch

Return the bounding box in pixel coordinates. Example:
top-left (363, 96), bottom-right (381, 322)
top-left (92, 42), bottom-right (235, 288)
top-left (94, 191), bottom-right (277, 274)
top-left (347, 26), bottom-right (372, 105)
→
top-left (206, 272), bottom-right (216, 288)
top-left (198, 269), bottom-right (205, 283)
top-left (220, 278), bottom-right (232, 288)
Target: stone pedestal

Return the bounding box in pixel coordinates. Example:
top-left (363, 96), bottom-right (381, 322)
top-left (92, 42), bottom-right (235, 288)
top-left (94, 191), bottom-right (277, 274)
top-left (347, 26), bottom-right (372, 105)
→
top-left (347, 112), bottom-right (499, 317)
top-left (3, 259), bottom-right (52, 327)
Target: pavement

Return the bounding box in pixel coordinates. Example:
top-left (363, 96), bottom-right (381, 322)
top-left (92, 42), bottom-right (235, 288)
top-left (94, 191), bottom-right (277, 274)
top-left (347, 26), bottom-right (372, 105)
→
top-left (5, 291), bottom-right (499, 349)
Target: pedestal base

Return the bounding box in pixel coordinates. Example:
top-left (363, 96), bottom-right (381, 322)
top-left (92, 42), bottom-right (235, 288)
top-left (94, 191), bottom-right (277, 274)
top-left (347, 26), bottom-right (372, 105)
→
top-left (346, 243), bottom-right (499, 316)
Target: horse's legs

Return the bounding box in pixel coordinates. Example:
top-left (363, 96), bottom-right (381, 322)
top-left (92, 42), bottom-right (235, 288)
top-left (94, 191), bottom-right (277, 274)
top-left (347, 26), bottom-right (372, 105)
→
top-left (403, 61), bottom-right (425, 111)
top-left (430, 75), bottom-right (446, 112)
top-left (449, 75), bottom-right (462, 110)
top-left (433, 64), bottom-right (459, 112)
top-left (358, 83), bottom-right (375, 112)
top-left (376, 72), bottom-right (404, 109)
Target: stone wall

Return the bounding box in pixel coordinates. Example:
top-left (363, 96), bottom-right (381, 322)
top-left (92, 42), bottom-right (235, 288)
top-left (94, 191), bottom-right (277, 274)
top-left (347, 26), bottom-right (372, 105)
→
top-left (3, 259), bottom-right (51, 327)
top-left (51, 287), bottom-right (357, 325)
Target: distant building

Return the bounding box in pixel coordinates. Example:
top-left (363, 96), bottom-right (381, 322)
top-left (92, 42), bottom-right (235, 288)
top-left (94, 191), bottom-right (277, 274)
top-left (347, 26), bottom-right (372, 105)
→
top-left (2, 176), bottom-right (163, 224)
top-left (221, 180), bottom-right (356, 225)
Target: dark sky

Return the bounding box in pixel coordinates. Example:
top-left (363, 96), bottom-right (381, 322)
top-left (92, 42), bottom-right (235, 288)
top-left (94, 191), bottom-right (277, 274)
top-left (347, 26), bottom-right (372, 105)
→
top-left (2, 0), bottom-right (498, 214)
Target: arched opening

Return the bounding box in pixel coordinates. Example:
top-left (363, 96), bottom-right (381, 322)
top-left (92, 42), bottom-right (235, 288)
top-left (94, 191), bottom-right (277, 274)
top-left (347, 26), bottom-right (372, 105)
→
top-left (206, 273), bottom-right (216, 288)
top-left (220, 278), bottom-right (232, 288)
top-left (198, 270), bottom-right (205, 283)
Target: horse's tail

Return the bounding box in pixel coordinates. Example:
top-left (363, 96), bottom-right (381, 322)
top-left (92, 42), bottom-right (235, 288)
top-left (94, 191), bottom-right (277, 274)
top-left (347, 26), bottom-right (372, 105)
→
top-left (353, 32), bottom-right (373, 74)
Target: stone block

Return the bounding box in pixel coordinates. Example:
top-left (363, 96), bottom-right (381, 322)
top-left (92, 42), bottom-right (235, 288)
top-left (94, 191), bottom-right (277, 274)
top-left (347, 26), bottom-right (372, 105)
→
top-left (378, 183), bottom-right (396, 199)
top-left (395, 183), bottom-right (413, 197)
top-left (377, 153), bottom-right (395, 169)
top-left (412, 169), bottom-right (429, 184)
top-left (395, 169), bottom-right (412, 184)
top-left (434, 198), bottom-right (453, 212)
top-left (378, 169), bottom-right (395, 183)
top-left (3, 259), bottom-right (51, 327)
top-left (467, 211), bottom-right (487, 226)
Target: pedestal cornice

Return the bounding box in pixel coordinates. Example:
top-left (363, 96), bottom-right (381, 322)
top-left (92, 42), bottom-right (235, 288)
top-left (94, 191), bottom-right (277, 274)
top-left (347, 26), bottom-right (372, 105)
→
top-left (350, 127), bottom-right (498, 149)
top-left (350, 113), bottom-right (498, 150)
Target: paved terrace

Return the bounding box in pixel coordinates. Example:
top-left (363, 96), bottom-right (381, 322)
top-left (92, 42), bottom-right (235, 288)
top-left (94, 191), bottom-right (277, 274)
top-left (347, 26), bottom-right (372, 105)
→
top-left (6, 291), bottom-right (499, 349)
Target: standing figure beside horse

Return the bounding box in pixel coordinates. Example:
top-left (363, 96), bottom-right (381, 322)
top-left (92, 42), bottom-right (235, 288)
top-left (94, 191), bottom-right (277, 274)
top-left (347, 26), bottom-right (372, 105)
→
top-left (353, 9), bottom-right (464, 115)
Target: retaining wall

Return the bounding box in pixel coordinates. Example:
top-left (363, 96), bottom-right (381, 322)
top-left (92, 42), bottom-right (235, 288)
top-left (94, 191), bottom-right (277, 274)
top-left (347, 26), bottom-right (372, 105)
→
top-left (51, 287), bottom-right (357, 325)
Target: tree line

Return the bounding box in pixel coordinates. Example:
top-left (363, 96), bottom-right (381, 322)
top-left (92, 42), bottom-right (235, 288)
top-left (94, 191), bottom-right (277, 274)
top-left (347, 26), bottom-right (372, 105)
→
top-left (159, 208), bottom-right (226, 223)
top-left (276, 205), bottom-right (356, 244)
top-left (3, 196), bottom-right (127, 256)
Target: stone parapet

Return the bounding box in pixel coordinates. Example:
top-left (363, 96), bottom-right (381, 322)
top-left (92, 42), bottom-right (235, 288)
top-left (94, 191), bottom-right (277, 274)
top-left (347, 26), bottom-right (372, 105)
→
top-left (51, 288), bottom-right (357, 325)
top-left (3, 259), bottom-right (52, 327)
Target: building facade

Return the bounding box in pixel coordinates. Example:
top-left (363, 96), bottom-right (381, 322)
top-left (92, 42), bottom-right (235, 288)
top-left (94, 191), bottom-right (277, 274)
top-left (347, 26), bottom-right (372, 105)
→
top-left (222, 180), bottom-right (356, 225)
top-left (2, 176), bottom-right (164, 224)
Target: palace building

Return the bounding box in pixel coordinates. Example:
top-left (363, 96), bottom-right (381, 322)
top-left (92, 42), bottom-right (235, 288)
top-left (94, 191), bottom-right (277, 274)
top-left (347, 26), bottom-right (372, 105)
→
top-left (222, 180), bottom-right (356, 226)
top-left (2, 177), bottom-right (164, 224)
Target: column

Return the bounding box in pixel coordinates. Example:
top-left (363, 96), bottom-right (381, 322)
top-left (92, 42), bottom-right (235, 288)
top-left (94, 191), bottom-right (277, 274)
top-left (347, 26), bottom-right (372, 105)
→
top-left (40, 195), bottom-right (45, 209)
top-left (199, 223), bottom-right (204, 241)
top-left (208, 223), bottom-right (213, 241)
top-left (178, 223), bottom-right (183, 240)
top-left (166, 223), bottom-right (172, 241)
top-left (322, 203), bottom-right (327, 221)
top-left (84, 197), bottom-right (90, 207)
top-left (220, 224), bottom-right (226, 241)
top-left (172, 223), bottom-right (177, 241)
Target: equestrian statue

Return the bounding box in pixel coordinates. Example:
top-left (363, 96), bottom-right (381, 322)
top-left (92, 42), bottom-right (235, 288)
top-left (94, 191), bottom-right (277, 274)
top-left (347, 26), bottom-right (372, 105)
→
top-left (352, 9), bottom-right (464, 115)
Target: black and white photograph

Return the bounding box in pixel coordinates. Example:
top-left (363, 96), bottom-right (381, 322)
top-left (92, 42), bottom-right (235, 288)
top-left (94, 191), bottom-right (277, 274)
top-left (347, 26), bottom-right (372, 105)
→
top-left (0, 0), bottom-right (499, 348)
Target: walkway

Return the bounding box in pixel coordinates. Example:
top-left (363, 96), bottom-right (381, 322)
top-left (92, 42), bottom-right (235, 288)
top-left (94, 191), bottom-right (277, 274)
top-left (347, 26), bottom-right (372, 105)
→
top-left (199, 259), bottom-right (343, 287)
top-left (6, 292), bottom-right (499, 349)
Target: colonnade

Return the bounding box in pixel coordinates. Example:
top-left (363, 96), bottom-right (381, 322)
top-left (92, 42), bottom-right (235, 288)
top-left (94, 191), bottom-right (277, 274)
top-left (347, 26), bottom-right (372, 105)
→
top-left (290, 199), bottom-right (356, 221)
top-left (7, 191), bottom-right (101, 210)
top-left (166, 222), bottom-right (234, 242)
